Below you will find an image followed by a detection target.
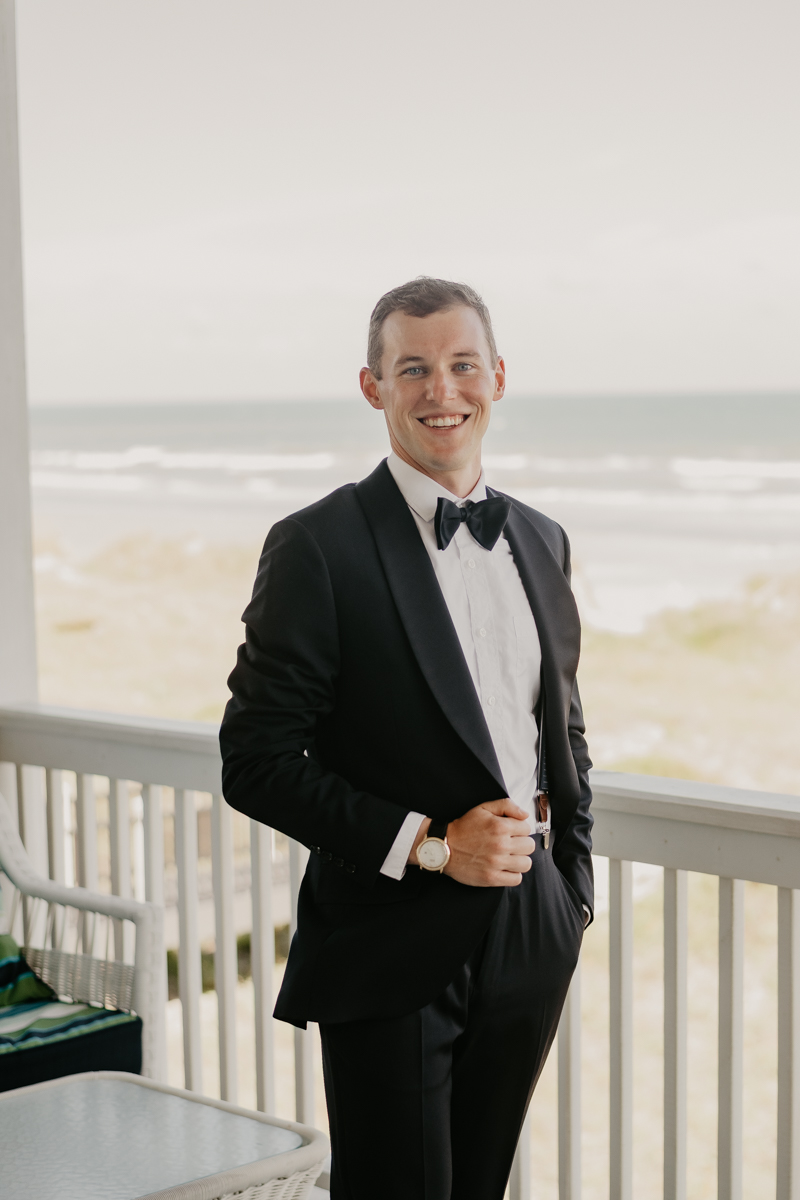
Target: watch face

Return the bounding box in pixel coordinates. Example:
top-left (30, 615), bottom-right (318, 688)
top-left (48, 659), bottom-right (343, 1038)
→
top-left (418, 838), bottom-right (448, 870)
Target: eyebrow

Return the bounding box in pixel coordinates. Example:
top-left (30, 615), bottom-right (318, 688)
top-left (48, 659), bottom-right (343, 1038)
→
top-left (394, 350), bottom-right (482, 366)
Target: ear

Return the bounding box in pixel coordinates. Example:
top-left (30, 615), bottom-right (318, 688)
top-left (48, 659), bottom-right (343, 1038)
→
top-left (360, 366), bottom-right (384, 410)
top-left (493, 355), bottom-right (506, 400)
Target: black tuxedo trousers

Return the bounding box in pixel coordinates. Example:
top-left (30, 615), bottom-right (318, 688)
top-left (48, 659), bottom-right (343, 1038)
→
top-left (321, 837), bottom-right (586, 1200)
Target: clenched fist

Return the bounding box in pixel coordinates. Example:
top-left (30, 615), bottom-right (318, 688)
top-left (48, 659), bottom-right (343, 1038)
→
top-left (410, 799), bottom-right (534, 887)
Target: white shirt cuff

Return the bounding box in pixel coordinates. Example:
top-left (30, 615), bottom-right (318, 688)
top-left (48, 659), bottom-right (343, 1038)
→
top-left (380, 811), bottom-right (427, 880)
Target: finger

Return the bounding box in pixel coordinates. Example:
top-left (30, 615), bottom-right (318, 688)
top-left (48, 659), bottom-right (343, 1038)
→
top-left (503, 800), bottom-right (530, 820)
top-left (505, 848), bottom-right (534, 869)
top-left (486, 870), bottom-right (523, 886)
top-left (495, 832), bottom-right (534, 852)
top-left (480, 798), bottom-right (512, 816)
top-left (508, 821), bottom-right (533, 839)
top-left (482, 798), bottom-right (529, 820)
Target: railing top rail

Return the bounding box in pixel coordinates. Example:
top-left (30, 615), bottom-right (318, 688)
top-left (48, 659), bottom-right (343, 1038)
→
top-left (0, 704), bottom-right (220, 751)
top-left (0, 705), bottom-right (222, 793)
top-left (591, 769), bottom-right (800, 838)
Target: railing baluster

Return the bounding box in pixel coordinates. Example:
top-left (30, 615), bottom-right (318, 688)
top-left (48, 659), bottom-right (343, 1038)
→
top-left (609, 859), bottom-right (633, 1200)
top-left (76, 773), bottom-right (97, 953)
top-left (509, 1110), bottom-right (531, 1200)
top-left (174, 788), bottom-right (203, 1092)
top-left (45, 768), bottom-right (66, 948)
top-left (46, 768), bottom-right (66, 884)
top-left (141, 783), bottom-right (168, 1082)
top-left (16, 765), bottom-right (47, 944)
top-left (211, 793), bottom-right (238, 1103)
top-left (15, 762), bottom-right (31, 944)
top-left (777, 888), bottom-right (800, 1200)
top-left (290, 838), bottom-right (315, 1124)
top-left (76, 773), bottom-right (98, 889)
top-left (15, 761), bottom-right (25, 842)
top-left (142, 784), bottom-right (165, 908)
top-left (109, 778), bottom-right (132, 961)
top-left (109, 779), bottom-right (131, 896)
top-left (718, 877), bottom-right (744, 1200)
top-left (559, 961), bottom-right (582, 1200)
top-left (664, 868), bottom-right (688, 1200)
top-left (251, 819), bottom-right (276, 1113)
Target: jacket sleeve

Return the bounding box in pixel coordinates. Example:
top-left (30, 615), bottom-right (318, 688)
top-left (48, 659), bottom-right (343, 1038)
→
top-left (220, 517), bottom-right (410, 888)
top-left (552, 526), bottom-right (595, 922)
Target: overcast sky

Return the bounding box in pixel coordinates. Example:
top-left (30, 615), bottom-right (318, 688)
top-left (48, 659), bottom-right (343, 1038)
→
top-left (15, 0), bottom-right (800, 403)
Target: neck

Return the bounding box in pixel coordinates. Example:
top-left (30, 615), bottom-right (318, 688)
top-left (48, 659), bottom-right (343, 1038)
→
top-left (390, 440), bottom-right (482, 499)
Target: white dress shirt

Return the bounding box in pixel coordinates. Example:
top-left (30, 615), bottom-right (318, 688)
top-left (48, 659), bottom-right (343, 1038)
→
top-left (380, 453), bottom-right (543, 879)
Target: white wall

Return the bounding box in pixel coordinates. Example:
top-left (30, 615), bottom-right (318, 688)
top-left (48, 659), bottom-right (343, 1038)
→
top-left (0, 0), bottom-right (37, 705)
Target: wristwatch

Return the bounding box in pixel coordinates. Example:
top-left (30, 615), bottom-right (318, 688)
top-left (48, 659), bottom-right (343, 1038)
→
top-left (416, 820), bottom-right (450, 873)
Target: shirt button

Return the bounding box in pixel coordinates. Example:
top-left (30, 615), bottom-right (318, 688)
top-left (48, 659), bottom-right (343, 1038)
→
top-left (487, 696), bottom-right (496, 706)
top-left (467, 559), bottom-right (476, 568)
top-left (479, 628), bottom-right (487, 637)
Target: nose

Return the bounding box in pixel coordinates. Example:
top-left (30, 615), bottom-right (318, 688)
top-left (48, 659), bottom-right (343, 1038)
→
top-left (425, 366), bottom-right (458, 404)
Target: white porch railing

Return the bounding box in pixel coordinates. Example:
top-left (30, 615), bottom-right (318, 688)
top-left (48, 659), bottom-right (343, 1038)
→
top-left (1, 703), bottom-right (800, 1200)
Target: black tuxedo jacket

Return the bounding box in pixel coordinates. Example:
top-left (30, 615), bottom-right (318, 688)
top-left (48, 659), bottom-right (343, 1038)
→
top-left (220, 460), bottom-right (593, 1028)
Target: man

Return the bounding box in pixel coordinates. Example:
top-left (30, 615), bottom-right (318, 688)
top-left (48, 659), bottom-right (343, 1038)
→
top-left (220, 277), bottom-right (593, 1199)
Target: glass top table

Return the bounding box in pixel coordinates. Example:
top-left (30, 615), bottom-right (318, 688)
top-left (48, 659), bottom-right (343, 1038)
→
top-left (0, 1071), bottom-right (328, 1200)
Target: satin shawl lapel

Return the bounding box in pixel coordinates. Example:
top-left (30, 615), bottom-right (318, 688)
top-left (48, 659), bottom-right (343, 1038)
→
top-left (495, 495), bottom-right (582, 704)
top-left (356, 462), bottom-right (507, 794)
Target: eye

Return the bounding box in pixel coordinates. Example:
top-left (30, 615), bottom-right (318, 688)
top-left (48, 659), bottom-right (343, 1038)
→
top-left (454, 363), bottom-right (474, 372)
top-left (404, 367), bottom-right (425, 376)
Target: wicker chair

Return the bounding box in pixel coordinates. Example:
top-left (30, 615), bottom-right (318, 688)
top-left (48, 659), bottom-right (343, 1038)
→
top-left (1, 790), bottom-right (329, 1199)
top-left (0, 787), bottom-right (166, 1079)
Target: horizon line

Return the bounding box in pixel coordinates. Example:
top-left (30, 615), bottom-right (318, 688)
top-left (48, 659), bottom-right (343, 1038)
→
top-left (27, 388), bottom-right (800, 410)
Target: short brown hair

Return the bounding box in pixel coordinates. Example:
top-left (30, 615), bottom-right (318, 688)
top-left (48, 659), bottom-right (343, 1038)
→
top-left (367, 276), bottom-right (498, 379)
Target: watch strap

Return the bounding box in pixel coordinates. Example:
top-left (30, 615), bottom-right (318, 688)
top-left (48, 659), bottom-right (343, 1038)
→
top-left (427, 819), bottom-right (448, 842)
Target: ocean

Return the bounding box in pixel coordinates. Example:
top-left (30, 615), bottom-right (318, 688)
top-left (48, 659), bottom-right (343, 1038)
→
top-left (29, 393), bottom-right (800, 633)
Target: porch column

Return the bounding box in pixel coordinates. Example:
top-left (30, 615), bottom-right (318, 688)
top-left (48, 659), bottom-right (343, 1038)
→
top-left (0, 0), bottom-right (37, 706)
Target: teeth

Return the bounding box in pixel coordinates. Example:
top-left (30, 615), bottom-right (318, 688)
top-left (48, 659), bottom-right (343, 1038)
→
top-left (422, 415), bottom-right (466, 428)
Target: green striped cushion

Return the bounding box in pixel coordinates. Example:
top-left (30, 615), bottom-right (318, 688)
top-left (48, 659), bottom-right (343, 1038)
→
top-left (0, 1000), bottom-right (139, 1056)
top-left (0, 934), bottom-right (56, 1007)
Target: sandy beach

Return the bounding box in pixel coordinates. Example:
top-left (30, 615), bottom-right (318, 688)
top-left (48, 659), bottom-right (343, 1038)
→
top-left (33, 531), bottom-right (800, 794)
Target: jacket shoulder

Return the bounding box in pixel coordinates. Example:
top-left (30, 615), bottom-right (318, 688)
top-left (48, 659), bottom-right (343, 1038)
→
top-left (490, 487), bottom-right (568, 564)
top-left (269, 482), bottom-right (364, 545)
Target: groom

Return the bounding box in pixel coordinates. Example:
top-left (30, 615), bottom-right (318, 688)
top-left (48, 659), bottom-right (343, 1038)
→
top-left (220, 277), bottom-right (593, 1199)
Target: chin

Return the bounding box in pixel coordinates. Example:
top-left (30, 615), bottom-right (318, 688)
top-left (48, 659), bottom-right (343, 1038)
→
top-left (412, 442), bottom-right (457, 465)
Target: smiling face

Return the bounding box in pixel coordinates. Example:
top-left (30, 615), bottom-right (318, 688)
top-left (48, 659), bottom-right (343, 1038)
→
top-left (360, 305), bottom-right (505, 497)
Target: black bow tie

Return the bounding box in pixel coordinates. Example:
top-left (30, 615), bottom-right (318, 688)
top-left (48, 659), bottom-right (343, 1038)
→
top-left (434, 495), bottom-right (512, 553)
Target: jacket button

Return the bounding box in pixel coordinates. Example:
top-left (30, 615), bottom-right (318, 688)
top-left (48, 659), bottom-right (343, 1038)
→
top-left (321, 851), bottom-right (332, 862)
top-left (333, 857), bottom-right (344, 868)
top-left (345, 863), bottom-right (355, 874)
top-left (311, 846), bottom-right (320, 854)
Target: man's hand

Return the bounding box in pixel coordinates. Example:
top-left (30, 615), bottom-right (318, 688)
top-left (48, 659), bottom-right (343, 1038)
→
top-left (408, 800), bottom-right (534, 887)
top-left (445, 799), bottom-right (534, 886)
